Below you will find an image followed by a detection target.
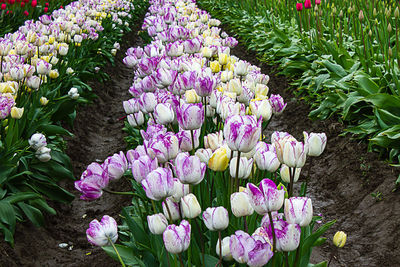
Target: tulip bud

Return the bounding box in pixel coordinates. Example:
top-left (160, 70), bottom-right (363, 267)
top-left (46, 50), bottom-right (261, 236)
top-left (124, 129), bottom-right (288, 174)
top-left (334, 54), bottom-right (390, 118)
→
top-left (127, 112), bottom-right (145, 127)
top-left (284, 197), bottom-right (313, 227)
top-left (181, 193), bottom-right (201, 219)
top-left (195, 148), bottom-right (213, 164)
top-left (86, 215), bottom-right (118, 247)
top-left (204, 130), bottom-right (224, 151)
top-left (203, 206), bottom-right (229, 231)
top-left (162, 197), bottom-right (181, 221)
top-left (333, 231), bottom-right (347, 248)
top-left (280, 164), bottom-right (301, 183)
top-left (389, 47), bottom-right (393, 57)
top-left (230, 191), bottom-right (254, 217)
top-left (229, 157), bottom-right (253, 179)
top-left (216, 236), bottom-right (233, 261)
top-left (11, 107), bottom-right (24, 119)
top-left (358, 10), bottom-right (364, 21)
top-left (154, 103), bottom-right (175, 125)
top-left (249, 99), bottom-right (272, 122)
top-left (339, 10), bottom-right (343, 17)
top-left (68, 87), bottom-right (79, 99)
top-left (218, 53), bottom-right (229, 65)
top-left (395, 7), bottom-right (399, 19)
top-left (163, 220), bottom-right (191, 254)
top-left (208, 146), bottom-right (229, 171)
top-left (147, 213), bottom-right (168, 235)
top-left (35, 146), bottom-right (52, 162)
top-left (185, 89), bottom-right (201, 103)
top-left (171, 178), bottom-right (189, 202)
top-left (388, 23), bottom-right (392, 33)
top-left (304, 132), bottom-right (327, 157)
top-left (174, 153), bottom-right (206, 185)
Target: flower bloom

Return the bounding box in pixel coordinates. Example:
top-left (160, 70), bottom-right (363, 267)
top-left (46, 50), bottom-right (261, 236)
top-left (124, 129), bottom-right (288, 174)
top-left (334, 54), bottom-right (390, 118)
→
top-left (29, 133), bottom-right (47, 150)
top-left (86, 215), bottom-right (118, 246)
top-left (75, 163), bottom-right (108, 200)
top-left (174, 153), bottom-right (206, 185)
top-left (131, 155), bottom-right (158, 183)
top-left (202, 206), bottom-right (229, 231)
top-left (224, 115), bottom-right (262, 153)
top-left (284, 197), bottom-right (313, 227)
top-left (333, 231), bottom-right (347, 248)
top-left (103, 151), bottom-right (128, 180)
top-left (230, 191), bottom-right (254, 217)
top-left (247, 179), bottom-right (285, 215)
top-left (176, 103), bottom-right (204, 130)
top-left (163, 220), bottom-right (191, 254)
top-left (141, 167), bottom-right (175, 201)
top-left (304, 131), bottom-right (327, 157)
top-left (229, 157), bottom-right (253, 179)
top-left (147, 213), bottom-right (168, 235)
top-left (147, 133), bottom-right (179, 163)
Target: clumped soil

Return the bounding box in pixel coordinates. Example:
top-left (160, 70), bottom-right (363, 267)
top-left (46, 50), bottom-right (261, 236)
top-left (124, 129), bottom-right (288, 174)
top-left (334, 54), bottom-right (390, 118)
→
top-left (229, 36), bottom-right (400, 266)
top-left (0, 20), bottom-right (144, 267)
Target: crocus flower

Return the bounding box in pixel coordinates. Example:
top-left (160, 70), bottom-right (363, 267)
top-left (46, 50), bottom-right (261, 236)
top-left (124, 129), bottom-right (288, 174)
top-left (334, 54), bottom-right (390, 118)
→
top-left (131, 155), bottom-right (158, 183)
top-left (29, 133), bottom-right (47, 150)
top-left (103, 151), bottom-right (128, 180)
top-left (147, 133), bottom-right (179, 163)
top-left (246, 179), bottom-right (285, 215)
top-left (181, 193), bottom-right (201, 219)
top-left (230, 191), bottom-right (254, 217)
top-left (224, 115), bottom-right (262, 153)
top-left (230, 230), bottom-right (273, 266)
top-left (147, 213), bottom-right (168, 235)
top-left (163, 220), bottom-right (191, 254)
top-left (203, 207), bottom-right (229, 231)
top-left (154, 103), bottom-right (175, 125)
top-left (141, 167), bottom-right (175, 201)
top-left (303, 132), bottom-right (327, 157)
top-left (284, 197), bottom-right (313, 227)
top-left (174, 153), bottom-right (206, 185)
top-left (229, 157), bottom-right (253, 179)
top-left (86, 215), bottom-right (118, 247)
top-left (176, 103), bottom-right (204, 130)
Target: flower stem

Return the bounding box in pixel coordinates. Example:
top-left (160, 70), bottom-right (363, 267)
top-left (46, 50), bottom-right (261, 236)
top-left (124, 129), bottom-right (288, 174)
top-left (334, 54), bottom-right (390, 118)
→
top-left (107, 237), bottom-right (126, 267)
top-left (190, 129), bottom-right (195, 155)
top-left (151, 200), bottom-right (158, 214)
top-left (164, 199), bottom-right (173, 224)
top-left (288, 167), bottom-right (294, 198)
top-left (103, 188), bottom-right (135, 195)
top-left (235, 151), bottom-right (241, 192)
top-left (268, 211), bottom-right (276, 252)
top-left (217, 231), bottom-right (222, 267)
top-left (179, 253), bottom-right (185, 267)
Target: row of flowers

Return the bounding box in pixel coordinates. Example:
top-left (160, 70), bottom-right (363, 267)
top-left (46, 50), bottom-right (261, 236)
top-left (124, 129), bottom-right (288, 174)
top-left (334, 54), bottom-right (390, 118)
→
top-left (80, 0), bottom-right (346, 266)
top-left (0, 0), bottom-right (147, 245)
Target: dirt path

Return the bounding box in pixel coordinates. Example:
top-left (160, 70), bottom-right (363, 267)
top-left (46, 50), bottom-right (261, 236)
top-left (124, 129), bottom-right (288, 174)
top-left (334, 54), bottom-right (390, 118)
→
top-left (229, 34), bottom-right (400, 266)
top-left (0, 17), bottom-right (144, 267)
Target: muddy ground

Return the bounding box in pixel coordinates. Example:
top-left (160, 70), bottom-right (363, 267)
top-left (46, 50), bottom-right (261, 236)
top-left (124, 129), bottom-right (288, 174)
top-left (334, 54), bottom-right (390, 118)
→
top-left (1, 9), bottom-right (399, 267)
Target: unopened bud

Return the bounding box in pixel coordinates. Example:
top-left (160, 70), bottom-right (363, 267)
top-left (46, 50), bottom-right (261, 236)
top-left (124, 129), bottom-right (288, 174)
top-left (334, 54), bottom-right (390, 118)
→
top-left (368, 30), bottom-right (372, 37)
top-left (333, 231), bottom-right (347, 248)
top-left (339, 10), bottom-right (343, 17)
top-left (395, 7), bottom-right (400, 18)
top-left (359, 10), bottom-right (364, 21)
top-left (373, 8), bottom-right (377, 17)
top-left (388, 23), bottom-right (392, 33)
top-left (389, 47), bottom-right (393, 58)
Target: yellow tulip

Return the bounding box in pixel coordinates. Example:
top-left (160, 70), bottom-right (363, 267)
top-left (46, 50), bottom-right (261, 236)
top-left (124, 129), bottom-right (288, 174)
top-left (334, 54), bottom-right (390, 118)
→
top-left (11, 107), bottom-right (24, 119)
top-left (185, 89), bottom-right (201, 103)
top-left (40, 97), bottom-right (49, 106)
top-left (333, 231), bottom-right (347, 248)
top-left (208, 147), bottom-right (229, 171)
top-left (49, 70), bottom-right (59, 79)
top-left (218, 53), bottom-right (229, 65)
top-left (210, 61), bottom-right (221, 73)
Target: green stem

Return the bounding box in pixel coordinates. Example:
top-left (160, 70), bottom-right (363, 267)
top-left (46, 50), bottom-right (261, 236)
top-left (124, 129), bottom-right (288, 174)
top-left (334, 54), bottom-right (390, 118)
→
top-left (103, 188), bottom-right (135, 196)
top-left (288, 167), bottom-right (294, 198)
top-left (179, 253), bottom-right (185, 267)
top-left (107, 237), bottom-right (126, 267)
top-left (151, 200), bottom-right (158, 214)
top-left (164, 199), bottom-right (173, 224)
top-left (191, 129), bottom-right (195, 155)
top-left (235, 151), bottom-right (241, 192)
top-left (268, 211), bottom-right (276, 252)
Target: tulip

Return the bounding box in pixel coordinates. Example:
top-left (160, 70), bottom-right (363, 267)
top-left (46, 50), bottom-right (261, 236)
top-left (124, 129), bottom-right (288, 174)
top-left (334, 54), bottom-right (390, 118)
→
top-left (103, 151), bottom-right (128, 180)
top-left (139, 92), bottom-right (157, 114)
top-left (249, 99), bottom-right (272, 122)
top-left (195, 76), bottom-right (217, 97)
top-left (304, 0), bottom-right (312, 9)
top-left (123, 99), bottom-right (139, 114)
top-left (230, 230), bottom-right (273, 266)
top-left (181, 193), bottom-right (201, 219)
top-left (29, 133), bottom-right (47, 150)
top-left (10, 107), bottom-right (23, 119)
top-left (210, 61), bottom-right (221, 73)
top-left (229, 157), bottom-right (253, 179)
top-left (203, 207), bottom-right (229, 231)
top-left (274, 135), bottom-right (308, 168)
top-left (234, 60), bottom-right (248, 77)
top-left (0, 94), bottom-right (15, 119)
top-left (333, 231), bottom-right (347, 248)
top-left (39, 97), bottom-right (49, 106)
top-left (36, 59), bottom-right (52, 75)
top-left (68, 87), bottom-right (79, 99)
top-left (195, 148), bottom-right (213, 165)
top-left (185, 89), bottom-right (201, 103)
top-left (184, 38), bottom-right (202, 54)
top-left (10, 66), bottom-right (25, 81)
top-left (147, 133), bottom-right (179, 163)
top-left (264, 218), bottom-right (301, 251)
top-left (296, 3), bottom-right (303, 11)
top-left (280, 164), bottom-right (301, 183)
top-left (163, 220), bottom-right (191, 254)
top-left (75, 163), bottom-right (109, 200)
top-left (218, 53), bottom-right (229, 65)
top-left (176, 129), bottom-right (200, 152)
top-left (202, 47), bottom-right (213, 58)
top-left (131, 155), bottom-right (158, 183)
top-left (165, 42), bottom-right (184, 57)
top-left (154, 103), bottom-right (175, 125)
top-left (254, 149), bottom-right (280, 173)
top-left (224, 115), bottom-right (261, 153)
top-left (284, 197), bottom-right (313, 227)
top-left (176, 103), bottom-right (204, 130)
top-left (154, 68), bottom-right (178, 89)
top-left (147, 213), bottom-right (168, 235)
top-left (269, 94), bottom-right (287, 115)
top-left (304, 132), bottom-right (327, 157)
top-left (140, 124), bottom-right (167, 141)
top-left (171, 178), bottom-right (189, 202)
top-left (162, 197), bottom-right (181, 221)
top-left (127, 112), bottom-right (145, 127)
top-left (174, 153), bottom-right (206, 185)
top-left (208, 146), bottom-right (229, 171)
top-left (141, 167), bottom-right (175, 201)
top-left (254, 84), bottom-right (269, 97)
top-left (216, 236), bottom-right (233, 261)
top-left (35, 146), bottom-right (51, 162)
top-left (86, 215), bottom-right (118, 247)
top-left (230, 191), bottom-right (254, 217)
top-left (204, 130), bottom-right (224, 151)
top-left (227, 78), bottom-right (242, 96)
top-left (315, 0), bottom-right (321, 5)
top-left (247, 179), bottom-right (285, 215)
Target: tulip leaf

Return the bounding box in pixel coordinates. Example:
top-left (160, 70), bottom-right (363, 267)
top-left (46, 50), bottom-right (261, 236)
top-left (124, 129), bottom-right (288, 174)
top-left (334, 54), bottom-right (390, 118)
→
top-left (17, 202), bottom-right (44, 227)
top-left (204, 254), bottom-right (219, 267)
top-left (3, 192), bottom-right (42, 204)
top-left (354, 74), bottom-right (379, 96)
top-left (307, 262), bottom-right (327, 267)
top-left (0, 201), bottom-right (16, 233)
top-left (37, 124), bottom-right (73, 137)
top-left (102, 244), bottom-right (145, 266)
top-left (121, 208), bottom-right (151, 248)
top-left (0, 222), bottom-right (14, 246)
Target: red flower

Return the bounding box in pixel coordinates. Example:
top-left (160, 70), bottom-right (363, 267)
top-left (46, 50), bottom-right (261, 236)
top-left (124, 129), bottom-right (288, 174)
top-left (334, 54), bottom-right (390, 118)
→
top-left (45, 2), bottom-right (48, 6)
top-left (296, 3), bottom-right (303, 11)
top-left (1, 3), bottom-right (5, 9)
top-left (304, 0), bottom-right (311, 9)
top-left (31, 0), bottom-right (36, 7)
top-left (20, 1), bottom-right (24, 7)
top-left (315, 0), bottom-right (321, 4)
top-left (6, 9), bottom-right (11, 14)
top-left (23, 10), bottom-right (28, 16)
top-left (44, 6), bottom-right (48, 12)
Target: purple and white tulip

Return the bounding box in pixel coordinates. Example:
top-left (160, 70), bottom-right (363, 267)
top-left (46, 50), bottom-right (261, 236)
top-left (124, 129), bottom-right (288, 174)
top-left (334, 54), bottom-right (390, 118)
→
top-left (202, 206), bottom-right (229, 231)
top-left (163, 220), bottom-right (191, 254)
top-left (174, 153), bottom-right (206, 185)
top-left (246, 179), bottom-right (285, 215)
top-left (304, 132), bottom-right (327, 157)
top-left (176, 103), bottom-right (204, 130)
top-left (224, 115), bottom-right (262, 153)
top-left (131, 155), bottom-right (158, 183)
top-left (141, 167), bottom-right (175, 201)
top-left (147, 213), bottom-right (168, 235)
top-left (284, 197), bottom-right (313, 227)
top-left (86, 215), bottom-right (118, 247)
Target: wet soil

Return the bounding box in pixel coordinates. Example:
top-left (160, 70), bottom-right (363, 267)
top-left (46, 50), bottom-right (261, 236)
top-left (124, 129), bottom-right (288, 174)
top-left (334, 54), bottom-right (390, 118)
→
top-left (227, 30), bottom-right (400, 266)
top-left (0, 18), bottom-right (144, 267)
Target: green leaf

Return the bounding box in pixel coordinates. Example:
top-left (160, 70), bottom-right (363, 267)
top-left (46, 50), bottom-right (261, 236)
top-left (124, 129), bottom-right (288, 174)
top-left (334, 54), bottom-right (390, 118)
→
top-left (354, 74), bottom-right (379, 96)
top-left (102, 244), bottom-right (145, 266)
top-left (37, 124), bottom-right (73, 137)
top-left (18, 202), bottom-right (45, 227)
top-left (308, 261), bottom-right (328, 267)
top-left (204, 254), bottom-right (220, 267)
top-left (0, 201), bottom-right (16, 232)
top-left (3, 192), bottom-right (41, 204)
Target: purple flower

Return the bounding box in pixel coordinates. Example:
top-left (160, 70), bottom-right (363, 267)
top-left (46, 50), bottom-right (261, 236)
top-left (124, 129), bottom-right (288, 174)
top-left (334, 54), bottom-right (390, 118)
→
top-left (102, 151), bottom-right (128, 180)
top-left (176, 129), bottom-right (200, 152)
top-left (284, 197), bottom-right (313, 227)
top-left (246, 179), bottom-right (285, 215)
top-left (141, 75), bottom-right (157, 93)
top-left (123, 55), bottom-right (138, 68)
top-left (222, 37), bottom-right (238, 48)
top-left (141, 167), bottom-right (174, 201)
top-left (147, 133), bottom-right (179, 163)
top-left (176, 103), bottom-right (204, 130)
top-left (263, 217), bottom-right (301, 252)
top-left (75, 163), bottom-right (109, 200)
top-left (162, 197), bottom-right (181, 221)
top-left (0, 93), bottom-right (15, 119)
top-left (223, 115), bottom-right (262, 153)
top-left (183, 38), bottom-right (202, 54)
top-left (86, 215), bottom-right (118, 246)
top-left (123, 98), bottom-right (139, 114)
top-left (140, 123), bottom-right (167, 141)
top-left (163, 220), bottom-right (191, 254)
top-left (174, 153), bottom-right (206, 185)
top-left (274, 135), bottom-right (308, 168)
top-left (154, 68), bottom-right (178, 88)
top-left (139, 92), bottom-right (157, 114)
top-left (36, 59), bottom-right (52, 75)
top-left (269, 94), bottom-right (287, 114)
top-left (166, 42), bottom-right (184, 57)
top-left (254, 148), bottom-right (280, 173)
top-left (131, 155), bottom-right (158, 183)
top-left (229, 230), bottom-right (273, 266)
top-left (202, 207), bottom-right (229, 231)
top-left (194, 76), bottom-right (217, 97)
